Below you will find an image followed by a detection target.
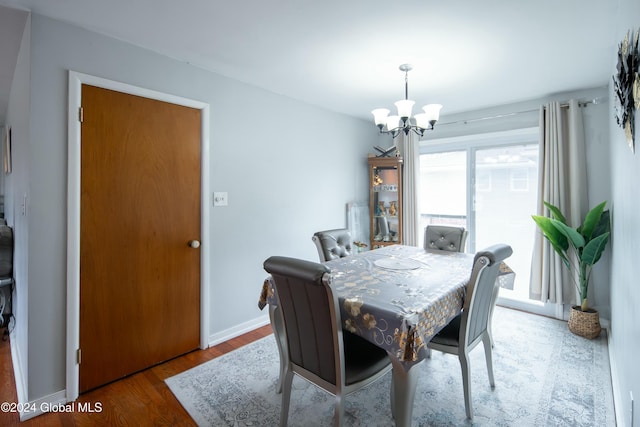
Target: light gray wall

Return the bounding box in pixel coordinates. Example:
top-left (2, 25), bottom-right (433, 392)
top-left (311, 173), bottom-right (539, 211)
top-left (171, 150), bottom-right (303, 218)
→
top-left (608, 0), bottom-right (640, 425)
top-left (4, 12), bottom-right (30, 399)
top-left (10, 14), bottom-right (376, 401)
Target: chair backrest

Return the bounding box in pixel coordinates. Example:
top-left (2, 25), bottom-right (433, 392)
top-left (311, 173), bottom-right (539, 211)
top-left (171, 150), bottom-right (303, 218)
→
top-left (460, 244), bottom-right (513, 345)
top-left (312, 228), bottom-right (354, 262)
top-left (263, 256), bottom-right (342, 385)
top-left (424, 225), bottom-right (468, 252)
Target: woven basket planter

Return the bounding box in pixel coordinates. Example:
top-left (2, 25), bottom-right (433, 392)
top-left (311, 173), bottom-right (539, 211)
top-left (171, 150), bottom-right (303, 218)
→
top-left (568, 306), bottom-right (601, 339)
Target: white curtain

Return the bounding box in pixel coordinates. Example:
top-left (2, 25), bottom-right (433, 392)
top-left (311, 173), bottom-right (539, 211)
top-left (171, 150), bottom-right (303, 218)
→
top-left (529, 100), bottom-right (588, 311)
top-left (396, 132), bottom-right (421, 246)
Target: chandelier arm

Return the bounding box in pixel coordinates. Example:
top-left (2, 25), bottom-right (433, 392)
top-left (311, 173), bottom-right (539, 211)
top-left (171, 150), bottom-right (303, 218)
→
top-left (378, 128), bottom-right (398, 138)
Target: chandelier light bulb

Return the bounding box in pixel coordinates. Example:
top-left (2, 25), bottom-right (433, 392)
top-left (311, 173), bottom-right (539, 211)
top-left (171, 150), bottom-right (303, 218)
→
top-left (423, 104), bottom-right (443, 124)
top-left (371, 108), bottom-right (391, 129)
top-left (394, 99), bottom-right (415, 120)
top-left (413, 113), bottom-right (429, 130)
top-left (386, 115), bottom-right (402, 132)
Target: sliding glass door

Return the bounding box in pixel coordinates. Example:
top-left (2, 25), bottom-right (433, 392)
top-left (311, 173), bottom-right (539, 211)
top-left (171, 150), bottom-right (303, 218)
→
top-left (473, 145), bottom-right (538, 302)
top-left (419, 128), bottom-right (557, 315)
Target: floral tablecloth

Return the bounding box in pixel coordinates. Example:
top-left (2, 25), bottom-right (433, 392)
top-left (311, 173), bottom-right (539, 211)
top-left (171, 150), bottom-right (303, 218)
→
top-left (259, 245), bottom-right (514, 369)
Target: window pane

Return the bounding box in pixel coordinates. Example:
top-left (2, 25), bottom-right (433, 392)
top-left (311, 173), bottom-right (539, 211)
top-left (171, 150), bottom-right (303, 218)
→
top-left (474, 144), bottom-right (538, 300)
top-left (419, 151), bottom-right (467, 248)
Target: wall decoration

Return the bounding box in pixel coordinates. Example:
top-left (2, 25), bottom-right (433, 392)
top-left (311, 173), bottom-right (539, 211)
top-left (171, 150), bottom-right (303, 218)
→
top-left (613, 29), bottom-right (640, 153)
top-left (3, 127), bottom-right (11, 175)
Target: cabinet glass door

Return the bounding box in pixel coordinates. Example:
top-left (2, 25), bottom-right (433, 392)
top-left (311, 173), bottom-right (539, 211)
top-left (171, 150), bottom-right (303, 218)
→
top-left (369, 157), bottom-right (402, 249)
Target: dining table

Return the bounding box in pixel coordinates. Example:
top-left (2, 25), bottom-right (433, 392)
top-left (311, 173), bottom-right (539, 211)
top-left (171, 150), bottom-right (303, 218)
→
top-left (258, 244), bottom-right (514, 427)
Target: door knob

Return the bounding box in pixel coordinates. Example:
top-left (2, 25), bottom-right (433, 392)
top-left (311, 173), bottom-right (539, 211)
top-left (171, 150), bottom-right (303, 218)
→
top-left (188, 240), bottom-right (200, 249)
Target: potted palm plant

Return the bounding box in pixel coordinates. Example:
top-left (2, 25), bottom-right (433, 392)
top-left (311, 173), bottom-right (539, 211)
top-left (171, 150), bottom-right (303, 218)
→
top-left (532, 200), bottom-right (610, 338)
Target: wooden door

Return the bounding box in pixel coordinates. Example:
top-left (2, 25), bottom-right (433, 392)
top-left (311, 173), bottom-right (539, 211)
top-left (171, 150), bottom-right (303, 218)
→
top-left (79, 85), bottom-right (201, 392)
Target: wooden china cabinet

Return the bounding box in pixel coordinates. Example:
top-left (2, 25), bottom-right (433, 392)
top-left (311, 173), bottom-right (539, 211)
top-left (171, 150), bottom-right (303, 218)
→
top-left (368, 155), bottom-right (403, 249)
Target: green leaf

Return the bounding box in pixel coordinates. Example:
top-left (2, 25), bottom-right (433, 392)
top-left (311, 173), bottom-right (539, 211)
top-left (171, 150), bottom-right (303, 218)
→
top-left (543, 201), bottom-right (567, 224)
top-left (532, 215), bottom-right (570, 266)
top-left (550, 219), bottom-right (585, 249)
top-left (582, 232), bottom-right (610, 265)
top-left (592, 209), bottom-right (611, 239)
top-left (581, 201), bottom-right (606, 240)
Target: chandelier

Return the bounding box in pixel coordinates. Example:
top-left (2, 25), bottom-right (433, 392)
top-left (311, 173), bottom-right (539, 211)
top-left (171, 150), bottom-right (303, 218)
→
top-left (371, 64), bottom-right (442, 138)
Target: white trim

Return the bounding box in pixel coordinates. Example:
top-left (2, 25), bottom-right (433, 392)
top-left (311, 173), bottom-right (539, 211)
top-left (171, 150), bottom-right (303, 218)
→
top-left (17, 390), bottom-right (66, 422)
top-left (66, 71), bottom-right (211, 401)
top-left (208, 315), bottom-right (270, 347)
top-left (9, 329), bottom-right (28, 418)
top-left (608, 328), bottom-right (625, 427)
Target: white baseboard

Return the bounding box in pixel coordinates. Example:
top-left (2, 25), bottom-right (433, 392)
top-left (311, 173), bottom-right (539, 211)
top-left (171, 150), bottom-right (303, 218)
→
top-left (9, 327), bottom-right (70, 421)
top-left (9, 327), bottom-right (28, 418)
top-left (17, 390), bottom-right (67, 421)
top-left (608, 328), bottom-right (625, 427)
top-left (207, 314), bottom-right (270, 347)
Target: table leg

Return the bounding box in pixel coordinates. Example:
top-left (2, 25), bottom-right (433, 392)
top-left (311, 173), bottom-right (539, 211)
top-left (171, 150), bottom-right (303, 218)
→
top-left (269, 305), bottom-right (288, 394)
top-left (488, 281), bottom-right (500, 348)
top-left (390, 357), bottom-right (422, 427)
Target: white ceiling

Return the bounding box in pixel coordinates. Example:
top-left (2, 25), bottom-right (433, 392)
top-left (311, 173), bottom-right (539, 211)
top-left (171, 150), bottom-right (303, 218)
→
top-left (0, 0), bottom-right (619, 125)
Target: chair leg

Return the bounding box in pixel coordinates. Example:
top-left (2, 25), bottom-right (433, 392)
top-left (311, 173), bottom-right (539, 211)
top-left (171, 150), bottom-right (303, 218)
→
top-left (270, 306), bottom-right (287, 394)
top-left (459, 352), bottom-right (473, 419)
top-left (482, 332), bottom-right (495, 388)
top-left (390, 373), bottom-right (395, 418)
top-left (487, 321), bottom-right (495, 349)
top-left (279, 369), bottom-right (294, 427)
top-left (488, 283), bottom-right (500, 348)
top-left (334, 393), bottom-right (345, 427)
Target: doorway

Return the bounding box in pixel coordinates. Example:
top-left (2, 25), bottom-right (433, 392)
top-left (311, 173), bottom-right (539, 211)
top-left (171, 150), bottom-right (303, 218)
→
top-left (66, 72), bottom-right (211, 399)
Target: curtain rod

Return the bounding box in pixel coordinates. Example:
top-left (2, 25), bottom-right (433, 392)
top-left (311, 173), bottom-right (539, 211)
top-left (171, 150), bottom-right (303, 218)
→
top-left (438, 96), bottom-right (607, 126)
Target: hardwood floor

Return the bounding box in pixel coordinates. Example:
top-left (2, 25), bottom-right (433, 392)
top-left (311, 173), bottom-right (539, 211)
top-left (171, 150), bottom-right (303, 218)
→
top-left (0, 324), bottom-right (273, 426)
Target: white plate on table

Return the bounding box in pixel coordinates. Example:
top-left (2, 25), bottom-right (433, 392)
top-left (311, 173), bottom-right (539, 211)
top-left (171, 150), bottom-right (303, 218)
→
top-left (374, 257), bottom-right (422, 270)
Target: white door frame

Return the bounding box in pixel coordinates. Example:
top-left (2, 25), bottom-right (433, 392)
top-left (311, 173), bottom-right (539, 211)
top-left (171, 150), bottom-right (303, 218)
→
top-left (66, 71), bottom-right (211, 401)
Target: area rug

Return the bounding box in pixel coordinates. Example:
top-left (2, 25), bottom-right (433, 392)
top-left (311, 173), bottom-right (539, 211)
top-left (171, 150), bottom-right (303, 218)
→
top-left (165, 307), bottom-right (615, 426)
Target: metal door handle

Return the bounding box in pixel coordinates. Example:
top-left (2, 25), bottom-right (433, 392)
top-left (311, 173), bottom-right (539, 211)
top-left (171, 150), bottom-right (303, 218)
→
top-left (188, 240), bottom-right (200, 249)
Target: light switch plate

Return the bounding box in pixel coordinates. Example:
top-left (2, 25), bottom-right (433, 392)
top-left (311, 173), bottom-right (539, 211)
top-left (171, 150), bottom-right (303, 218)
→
top-left (213, 192), bottom-right (228, 206)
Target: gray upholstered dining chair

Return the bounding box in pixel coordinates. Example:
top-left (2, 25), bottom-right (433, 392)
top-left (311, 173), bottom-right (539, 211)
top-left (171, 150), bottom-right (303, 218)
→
top-left (424, 225), bottom-right (468, 252)
top-left (263, 256), bottom-right (392, 427)
top-left (425, 225), bottom-right (499, 347)
top-left (312, 228), bottom-right (354, 262)
top-left (426, 243), bottom-right (513, 420)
